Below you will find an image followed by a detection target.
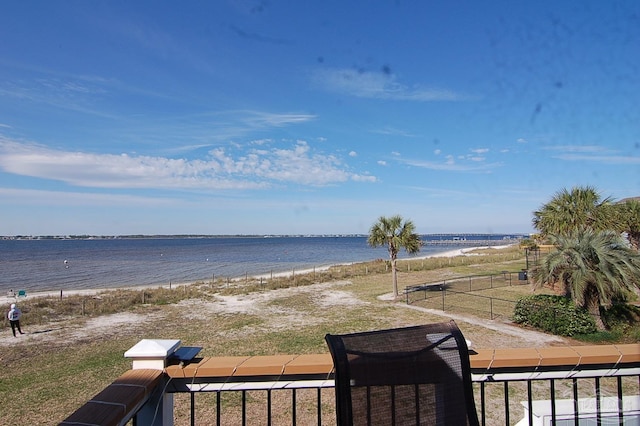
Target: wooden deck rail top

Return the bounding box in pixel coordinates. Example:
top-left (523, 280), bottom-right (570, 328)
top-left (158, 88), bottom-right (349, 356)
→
top-left (59, 369), bottom-right (162, 426)
top-left (164, 344), bottom-right (640, 380)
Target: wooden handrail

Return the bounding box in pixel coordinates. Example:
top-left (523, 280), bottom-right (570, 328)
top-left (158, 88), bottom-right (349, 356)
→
top-left (59, 369), bottom-right (162, 426)
top-left (164, 344), bottom-right (640, 380)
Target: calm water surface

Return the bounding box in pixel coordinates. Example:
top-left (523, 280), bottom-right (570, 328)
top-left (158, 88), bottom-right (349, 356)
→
top-left (0, 235), bottom-right (518, 292)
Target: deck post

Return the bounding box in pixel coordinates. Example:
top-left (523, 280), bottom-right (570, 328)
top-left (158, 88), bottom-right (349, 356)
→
top-left (125, 339), bottom-right (181, 426)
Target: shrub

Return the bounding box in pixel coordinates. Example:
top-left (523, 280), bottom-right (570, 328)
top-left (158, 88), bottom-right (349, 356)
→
top-left (595, 303), bottom-right (640, 343)
top-left (513, 294), bottom-right (597, 336)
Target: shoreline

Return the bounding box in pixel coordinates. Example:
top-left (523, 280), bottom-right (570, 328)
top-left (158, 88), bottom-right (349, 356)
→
top-left (1, 244), bottom-right (515, 306)
top-left (256, 244), bottom-right (514, 279)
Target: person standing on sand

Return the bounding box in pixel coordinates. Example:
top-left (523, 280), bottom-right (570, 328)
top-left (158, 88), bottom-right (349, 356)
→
top-left (7, 303), bottom-right (24, 337)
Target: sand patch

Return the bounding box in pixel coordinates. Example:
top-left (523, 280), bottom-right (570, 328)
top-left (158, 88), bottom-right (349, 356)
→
top-left (175, 281), bottom-right (357, 338)
top-left (0, 311), bottom-right (164, 347)
top-left (316, 290), bottom-right (368, 308)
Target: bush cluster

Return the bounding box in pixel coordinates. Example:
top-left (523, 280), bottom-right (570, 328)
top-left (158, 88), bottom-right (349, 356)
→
top-left (513, 294), bottom-right (597, 336)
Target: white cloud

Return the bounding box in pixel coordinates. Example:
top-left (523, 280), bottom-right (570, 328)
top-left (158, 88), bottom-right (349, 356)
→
top-left (251, 138), bottom-right (272, 145)
top-left (543, 144), bottom-right (609, 153)
top-left (434, 149), bottom-right (441, 155)
top-left (349, 151), bottom-right (357, 157)
top-left (542, 144), bottom-right (640, 165)
top-left (398, 154), bottom-right (501, 172)
top-left (372, 127), bottom-right (415, 137)
top-left (553, 153), bottom-right (640, 165)
top-left (0, 76), bottom-right (115, 118)
top-left (470, 148), bottom-right (489, 154)
top-left (312, 68), bottom-right (467, 101)
top-left (351, 174), bottom-right (377, 182)
top-left (377, 160), bottom-right (387, 166)
top-left (0, 187), bottom-right (174, 207)
top-left (467, 148), bottom-right (488, 162)
top-left (243, 111), bottom-right (316, 127)
top-left (0, 138), bottom-right (376, 189)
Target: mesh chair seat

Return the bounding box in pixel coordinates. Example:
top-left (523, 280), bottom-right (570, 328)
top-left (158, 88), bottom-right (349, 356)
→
top-left (325, 320), bottom-right (479, 426)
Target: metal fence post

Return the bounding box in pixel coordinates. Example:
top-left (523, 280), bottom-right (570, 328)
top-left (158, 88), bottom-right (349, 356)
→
top-left (490, 298), bottom-right (493, 320)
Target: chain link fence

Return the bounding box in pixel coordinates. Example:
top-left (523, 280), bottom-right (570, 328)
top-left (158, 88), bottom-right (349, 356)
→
top-left (405, 272), bottom-right (530, 320)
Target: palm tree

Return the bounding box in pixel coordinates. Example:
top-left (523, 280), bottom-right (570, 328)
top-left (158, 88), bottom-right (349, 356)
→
top-left (368, 215), bottom-right (421, 299)
top-left (531, 229), bottom-right (640, 330)
top-left (617, 198), bottom-right (640, 251)
top-left (532, 186), bottom-right (619, 239)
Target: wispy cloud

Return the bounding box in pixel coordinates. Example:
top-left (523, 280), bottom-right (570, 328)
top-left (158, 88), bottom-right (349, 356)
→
top-left (0, 76), bottom-right (115, 118)
top-left (372, 127), bottom-right (416, 137)
top-left (114, 110), bottom-right (318, 154)
top-left (467, 148), bottom-right (489, 162)
top-left (470, 148), bottom-right (489, 155)
top-left (312, 68), bottom-right (468, 101)
top-left (399, 156), bottom-right (500, 172)
top-left (397, 147), bottom-right (500, 172)
top-left (543, 145), bottom-right (611, 153)
top-left (0, 187), bottom-right (175, 207)
top-left (544, 144), bottom-right (640, 165)
top-left (241, 111), bottom-right (316, 127)
top-left (553, 153), bottom-right (640, 165)
top-left (400, 158), bottom-right (493, 171)
top-left (0, 138), bottom-right (376, 190)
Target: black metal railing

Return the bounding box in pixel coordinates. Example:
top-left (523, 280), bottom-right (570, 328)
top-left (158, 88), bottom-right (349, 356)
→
top-left (164, 365), bottom-right (639, 425)
top-left (472, 368), bottom-right (640, 425)
top-left (60, 343), bottom-right (640, 425)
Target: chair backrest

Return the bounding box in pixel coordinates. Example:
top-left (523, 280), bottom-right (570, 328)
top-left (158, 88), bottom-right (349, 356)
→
top-left (325, 320), bottom-right (479, 426)
top-left (17, 289), bottom-right (27, 298)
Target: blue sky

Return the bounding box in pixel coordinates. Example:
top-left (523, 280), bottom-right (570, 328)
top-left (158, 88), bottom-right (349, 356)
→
top-left (0, 1), bottom-right (638, 236)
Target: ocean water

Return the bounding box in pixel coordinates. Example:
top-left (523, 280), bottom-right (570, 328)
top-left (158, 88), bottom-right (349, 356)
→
top-left (0, 235), bottom-right (521, 293)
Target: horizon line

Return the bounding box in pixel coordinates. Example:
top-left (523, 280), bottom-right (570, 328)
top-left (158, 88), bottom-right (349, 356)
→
top-left (2, 232), bottom-right (531, 239)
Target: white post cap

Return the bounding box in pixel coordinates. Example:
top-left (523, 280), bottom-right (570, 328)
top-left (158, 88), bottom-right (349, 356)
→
top-left (124, 339), bottom-right (181, 370)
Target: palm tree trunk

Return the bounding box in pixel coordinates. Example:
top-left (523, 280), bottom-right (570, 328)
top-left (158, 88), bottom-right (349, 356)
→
top-left (585, 295), bottom-right (606, 331)
top-left (391, 258), bottom-right (398, 298)
top-left (629, 231), bottom-right (640, 251)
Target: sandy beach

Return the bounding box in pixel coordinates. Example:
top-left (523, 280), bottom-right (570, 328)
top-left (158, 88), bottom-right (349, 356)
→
top-left (1, 244), bottom-right (514, 307)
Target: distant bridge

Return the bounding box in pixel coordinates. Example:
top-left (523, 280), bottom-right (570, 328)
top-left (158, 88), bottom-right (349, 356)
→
top-left (423, 238), bottom-right (521, 246)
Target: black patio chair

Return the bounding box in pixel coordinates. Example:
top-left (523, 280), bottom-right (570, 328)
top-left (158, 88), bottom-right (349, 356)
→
top-left (325, 320), bottom-right (479, 426)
